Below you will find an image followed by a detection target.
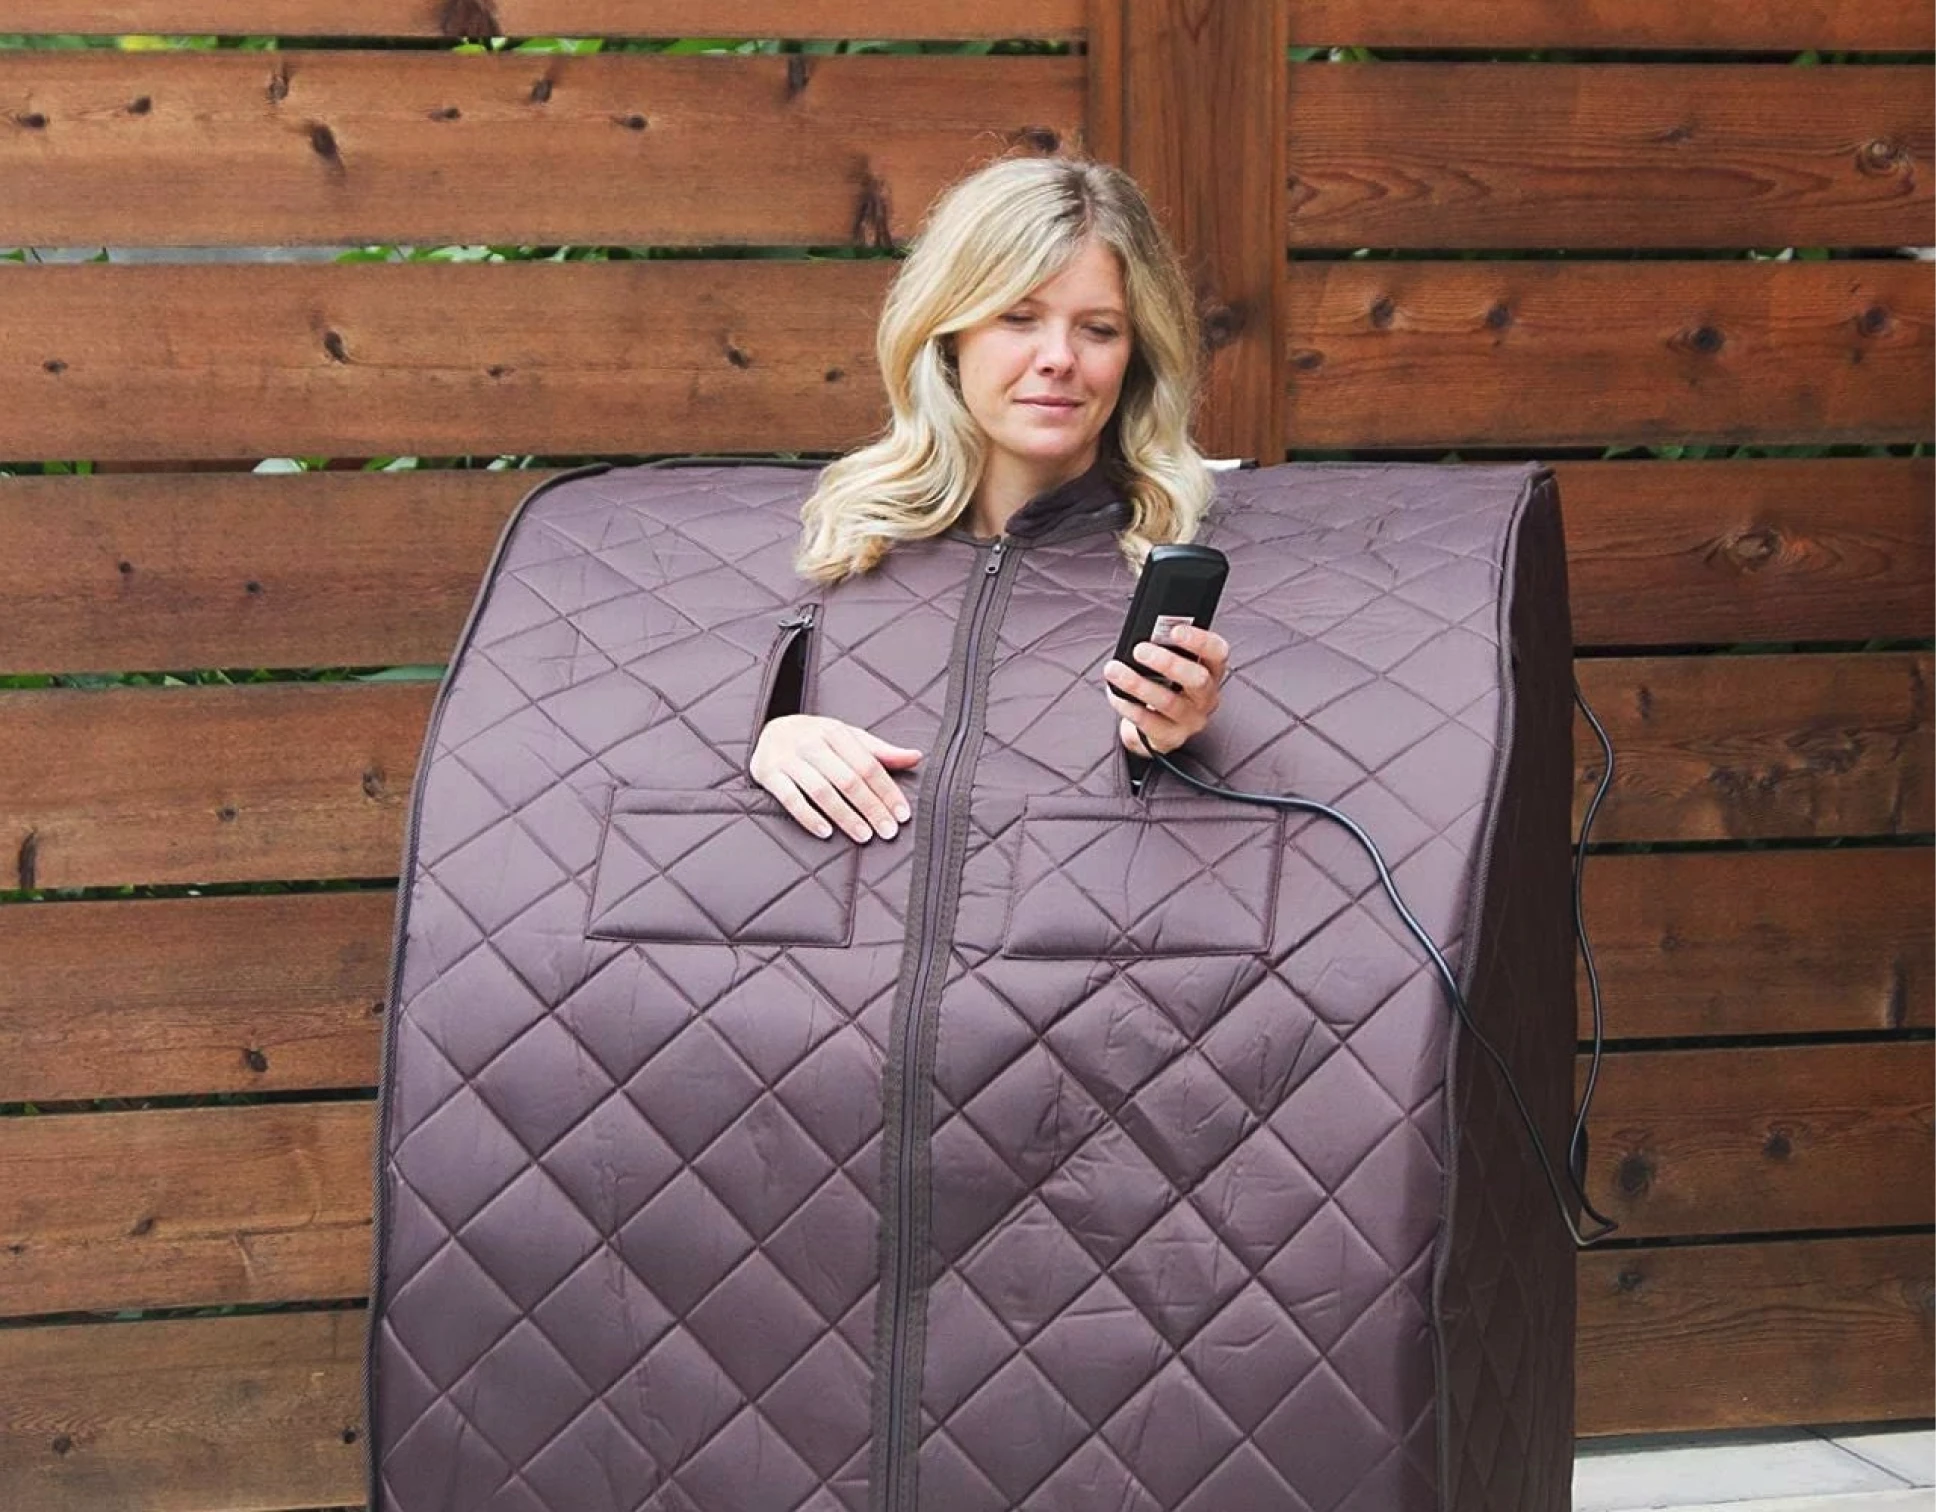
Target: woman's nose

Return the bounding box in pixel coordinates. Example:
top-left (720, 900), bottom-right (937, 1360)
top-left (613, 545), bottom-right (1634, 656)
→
top-left (1034, 325), bottom-right (1076, 371)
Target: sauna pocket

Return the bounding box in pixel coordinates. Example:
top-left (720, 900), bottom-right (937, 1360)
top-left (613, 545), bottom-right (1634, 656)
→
top-left (587, 787), bottom-right (858, 946)
top-left (1001, 795), bottom-right (1280, 959)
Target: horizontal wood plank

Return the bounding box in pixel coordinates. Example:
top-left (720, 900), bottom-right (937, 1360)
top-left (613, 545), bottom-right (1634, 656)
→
top-left (4, 459), bottom-right (1927, 674)
top-left (0, 893), bottom-right (390, 1103)
top-left (1582, 1042), bottom-right (1934, 1238)
top-left (5, 845), bottom-right (1925, 1105)
top-left (6, 261), bottom-right (1928, 462)
top-left (0, 468), bottom-right (537, 674)
top-left (1284, 258), bottom-right (1934, 449)
top-left (1556, 458), bottom-right (1934, 646)
top-left (1576, 1234), bottom-right (1935, 1435)
top-left (0, 1), bottom-right (1086, 40)
top-left (0, 1103), bottom-right (374, 1319)
top-left (0, 261), bottom-right (895, 463)
top-left (0, 681), bottom-right (435, 888)
top-left (1284, 0), bottom-right (1934, 52)
top-left (1582, 847), bottom-right (1934, 1041)
top-left (0, 51), bottom-right (1081, 247)
top-left (1576, 652), bottom-right (1932, 843)
top-left (1, 654), bottom-right (1925, 888)
top-left (1287, 64), bottom-right (1935, 251)
top-left (0, 1308), bottom-right (365, 1512)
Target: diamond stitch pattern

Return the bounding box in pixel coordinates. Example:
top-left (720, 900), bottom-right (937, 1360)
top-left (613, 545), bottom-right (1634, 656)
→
top-left (368, 462), bottom-right (1577, 1511)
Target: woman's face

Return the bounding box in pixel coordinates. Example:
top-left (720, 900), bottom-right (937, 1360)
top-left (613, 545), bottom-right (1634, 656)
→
top-left (953, 237), bottom-right (1132, 496)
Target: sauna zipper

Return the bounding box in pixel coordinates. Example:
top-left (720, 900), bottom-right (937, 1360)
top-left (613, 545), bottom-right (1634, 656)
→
top-left (873, 534), bottom-right (1014, 1512)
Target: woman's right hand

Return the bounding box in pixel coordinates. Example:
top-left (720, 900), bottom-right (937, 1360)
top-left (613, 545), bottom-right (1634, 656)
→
top-left (750, 715), bottom-right (922, 842)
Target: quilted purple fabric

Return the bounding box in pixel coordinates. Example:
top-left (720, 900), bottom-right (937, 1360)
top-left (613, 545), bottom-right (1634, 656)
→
top-left (365, 460), bottom-right (1576, 1512)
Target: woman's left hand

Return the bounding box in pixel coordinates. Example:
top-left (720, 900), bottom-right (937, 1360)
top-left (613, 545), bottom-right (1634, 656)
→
top-left (1103, 624), bottom-right (1231, 756)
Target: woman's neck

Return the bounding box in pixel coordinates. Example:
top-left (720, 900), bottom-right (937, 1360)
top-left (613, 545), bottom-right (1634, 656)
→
top-left (964, 450), bottom-right (1095, 538)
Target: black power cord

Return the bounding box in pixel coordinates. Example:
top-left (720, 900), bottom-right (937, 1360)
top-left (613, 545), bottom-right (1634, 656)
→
top-left (1134, 680), bottom-right (1620, 1249)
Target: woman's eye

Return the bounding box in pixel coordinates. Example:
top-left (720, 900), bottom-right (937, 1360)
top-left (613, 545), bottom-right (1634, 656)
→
top-left (1085, 325), bottom-right (1121, 340)
top-left (999, 311), bottom-right (1034, 327)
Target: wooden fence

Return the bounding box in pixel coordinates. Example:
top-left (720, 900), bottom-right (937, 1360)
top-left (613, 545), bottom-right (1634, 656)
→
top-left (1, 3), bottom-right (1930, 1507)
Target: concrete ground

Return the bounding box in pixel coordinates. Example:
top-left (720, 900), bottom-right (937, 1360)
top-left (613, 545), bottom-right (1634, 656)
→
top-left (1576, 1426), bottom-right (1934, 1511)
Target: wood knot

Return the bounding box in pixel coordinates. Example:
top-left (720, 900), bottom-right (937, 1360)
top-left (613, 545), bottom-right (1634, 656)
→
top-left (127, 96), bottom-right (152, 115)
top-left (361, 767), bottom-right (387, 800)
top-left (323, 331), bottom-right (349, 363)
top-left (823, 367), bottom-right (844, 383)
top-left (1615, 1152), bottom-right (1654, 1197)
top-left (438, 0), bottom-right (501, 38)
top-left (615, 113), bottom-right (648, 131)
top-left (1686, 324), bottom-right (1724, 355)
top-left (429, 106), bottom-right (461, 122)
top-left (1858, 139), bottom-right (1906, 175)
top-left (1615, 1266), bottom-right (1646, 1293)
top-left (14, 111), bottom-right (47, 129)
top-left (117, 560), bottom-right (134, 576)
top-left (17, 830), bottom-right (37, 889)
top-left (309, 124), bottom-right (341, 161)
top-left (529, 77), bottom-right (554, 104)
top-left (52, 1435), bottom-right (73, 1457)
top-left (129, 1215), bottom-right (156, 1237)
top-left (1720, 525), bottom-right (1781, 569)
top-left (1858, 306), bottom-right (1891, 337)
top-left (243, 1047), bottom-right (270, 1073)
top-left (1013, 125), bottom-right (1060, 154)
top-left (266, 68), bottom-right (290, 104)
top-left (341, 1427), bottom-right (360, 1445)
top-left (485, 364), bottom-right (510, 379)
top-left (43, 358), bottom-right (65, 375)
top-left (1368, 296), bottom-right (1396, 329)
top-left (244, 579), bottom-right (263, 596)
top-left (1200, 303), bottom-right (1244, 352)
top-left (1485, 302), bottom-right (1513, 330)
top-left (852, 170), bottom-right (893, 250)
top-left (1289, 348), bottom-right (1324, 373)
top-left (1762, 1127), bottom-right (1794, 1160)
top-left (786, 55), bottom-right (811, 98)
top-left (724, 343), bottom-right (752, 370)
top-left (217, 805), bottom-right (238, 823)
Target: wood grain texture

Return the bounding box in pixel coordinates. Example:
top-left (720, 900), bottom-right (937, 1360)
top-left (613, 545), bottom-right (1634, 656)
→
top-left (3, 654), bottom-right (1924, 888)
top-left (1286, 63), bottom-right (1934, 251)
top-left (0, 468), bottom-right (540, 674)
top-left (5, 459), bottom-right (1926, 673)
top-left (0, 1103), bottom-right (374, 1319)
top-left (1577, 1234), bottom-right (1935, 1435)
top-left (1576, 652), bottom-right (1932, 843)
top-left (0, 0), bottom-right (1086, 39)
top-left (1284, 258), bottom-right (1934, 449)
top-left (1582, 847), bottom-right (1935, 1041)
top-left (1115, 0), bottom-right (1287, 461)
top-left (0, 51), bottom-right (1080, 247)
top-left (0, 893), bottom-right (391, 1103)
top-left (1284, 0), bottom-right (1934, 52)
top-left (0, 1237), bottom-right (1924, 1508)
top-left (0, 261), bottom-right (895, 463)
top-left (1556, 458), bottom-right (1934, 646)
top-left (0, 682), bottom-right (435, 889)
top-left (1582, 1042), bottom-right (1935, 1238)
top-left (0, 1308), bottom-right (366, 1512)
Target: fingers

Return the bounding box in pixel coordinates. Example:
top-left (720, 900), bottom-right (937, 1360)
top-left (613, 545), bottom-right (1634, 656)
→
top-left (1104, 629), bottom-right (1230, 757)
top-left (824, 726), bottom-right (914, 832)
top-left (750, 716), bottom-right (916, 842)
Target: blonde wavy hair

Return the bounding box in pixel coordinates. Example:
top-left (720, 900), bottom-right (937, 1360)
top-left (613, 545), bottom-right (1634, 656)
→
top-left (796, 155), bottom-right (1213, 582)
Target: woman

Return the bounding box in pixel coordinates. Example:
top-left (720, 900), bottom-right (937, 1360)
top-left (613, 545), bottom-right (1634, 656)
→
top-left (748, 154), bottom-right (1232, 838)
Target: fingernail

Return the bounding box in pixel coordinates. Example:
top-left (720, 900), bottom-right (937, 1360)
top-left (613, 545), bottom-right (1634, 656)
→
top-left (894, 805), bottom-right (911, 822)
top-left (880, 821), bottom-right (898, 840)
top-left (814, 824), bottom-right (833, 839)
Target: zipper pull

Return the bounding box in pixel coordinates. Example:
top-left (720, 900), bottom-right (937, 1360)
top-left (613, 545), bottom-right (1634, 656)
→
top-left (778, 603), bottom-right (817, 631)
top-left (985, 538), bottom-right (1007, 575)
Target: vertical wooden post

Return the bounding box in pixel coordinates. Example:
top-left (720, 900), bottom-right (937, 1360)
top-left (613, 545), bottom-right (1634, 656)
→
top-left (1085, 0), bottom-right (1289, 463)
